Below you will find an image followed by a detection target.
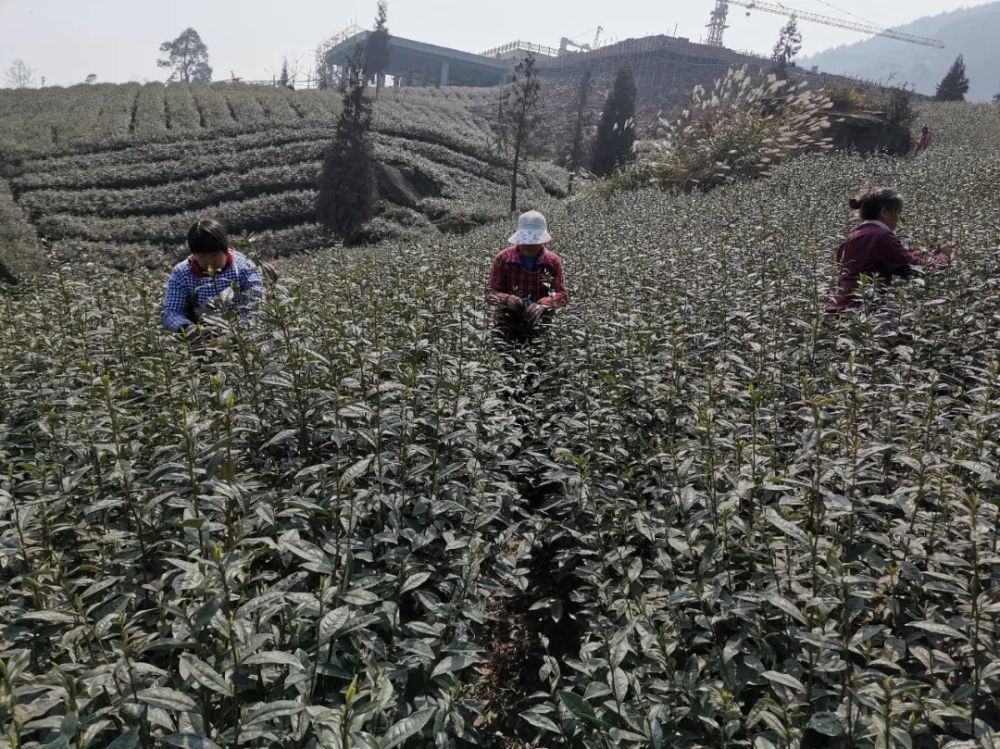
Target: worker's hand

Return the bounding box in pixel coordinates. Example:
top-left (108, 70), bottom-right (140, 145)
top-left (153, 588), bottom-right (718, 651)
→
top-left (504, 294), bottom-right (524, 312)
top-left (525, 303), bottom-right (549, 326)
top-left (928, 242), bottom-right (955, 266)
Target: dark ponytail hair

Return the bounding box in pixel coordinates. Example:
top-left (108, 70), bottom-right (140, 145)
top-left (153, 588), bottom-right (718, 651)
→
top-left (187, 219), bottom-right (229, 254)
top-left (849, 188), bottom-right (903, 221)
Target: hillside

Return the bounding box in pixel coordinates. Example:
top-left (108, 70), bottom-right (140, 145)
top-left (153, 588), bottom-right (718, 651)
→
top-left (801, 2), bottom-right (1000, 101)
top-left (0, 83), bottom-right (566, 272)
top-left (1, 100), bottom-right (999, 748)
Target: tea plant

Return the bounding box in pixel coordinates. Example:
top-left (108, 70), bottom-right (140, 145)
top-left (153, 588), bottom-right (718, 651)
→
top-left (0, 86), bottom-right (564, 268)
top-left (0, 101), bottom-right (999, 748)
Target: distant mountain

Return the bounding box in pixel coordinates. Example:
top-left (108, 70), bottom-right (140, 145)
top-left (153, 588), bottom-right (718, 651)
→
top-left (800, 2), bottom-right (1000, 101)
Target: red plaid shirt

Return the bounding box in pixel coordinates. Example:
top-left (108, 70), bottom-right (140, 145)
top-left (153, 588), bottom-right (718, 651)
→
top-left (485, 245), bottom-right (569, 309)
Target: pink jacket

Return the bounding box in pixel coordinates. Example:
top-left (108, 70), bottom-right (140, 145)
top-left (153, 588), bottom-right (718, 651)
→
top-left (826, 222), bottom-right (944, 313)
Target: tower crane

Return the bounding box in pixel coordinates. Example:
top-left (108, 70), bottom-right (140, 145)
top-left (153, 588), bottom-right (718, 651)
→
top-left (706, 0), bottom-right (945, 49)
top-left (560, 26), bottom-right (605, 55)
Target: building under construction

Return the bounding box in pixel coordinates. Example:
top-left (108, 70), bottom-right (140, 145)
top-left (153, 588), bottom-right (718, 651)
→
top-left (316, 2), bottom-right (941, 91)
top-left (317, 26), bottom-right (800, 89)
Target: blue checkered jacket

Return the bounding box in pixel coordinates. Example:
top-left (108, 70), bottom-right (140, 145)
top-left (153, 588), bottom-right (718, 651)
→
top-left (161, 250), bottom-right (264, 333)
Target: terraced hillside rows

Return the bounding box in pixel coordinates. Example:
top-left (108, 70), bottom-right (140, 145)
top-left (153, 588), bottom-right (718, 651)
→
top-left (0, 84), bottom-right (565, 268)
top-left (1, 101), bottom-right (999, 748)
top-left (0, 83), bottom-right (496, 157)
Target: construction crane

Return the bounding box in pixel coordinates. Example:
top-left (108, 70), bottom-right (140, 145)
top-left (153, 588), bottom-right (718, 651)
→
top-left (706, 0), bottom-right (945, 49)
top-left (559, 25), bottom-right (605, 55)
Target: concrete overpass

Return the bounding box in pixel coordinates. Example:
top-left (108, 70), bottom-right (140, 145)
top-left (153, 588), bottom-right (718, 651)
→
top-left (319, 30), bottom-right (511, 87)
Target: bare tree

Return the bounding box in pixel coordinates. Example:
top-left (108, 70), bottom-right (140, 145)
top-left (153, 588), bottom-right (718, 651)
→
top-left (5, 60), bottom-right (36, 89)
top-left (499, 54), bottom-right (541, 214)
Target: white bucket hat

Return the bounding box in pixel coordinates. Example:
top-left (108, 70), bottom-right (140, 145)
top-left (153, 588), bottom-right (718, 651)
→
top-left (508, 210), bottom-right (552, 245)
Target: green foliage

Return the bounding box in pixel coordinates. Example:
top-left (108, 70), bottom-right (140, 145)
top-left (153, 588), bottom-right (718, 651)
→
top-left (1, 107), bottom-right (1000, 747)
top-left (822, 83), bottom-right (878, 113)
top-left (0, 180), bottom-right (42, 284)
top-left (316, 51), bottom-right (376, 243)
top-left (590, 65), bottom-right (637, 178)
top-left (935, 55), bottom-right (970, 102)
top-left (879, 87), bottom-right (918, 154)
top-left (157, 28), bottom-right (212, 84)
top-left (0, 84), bottom-right (564, 259)
top-left (614, 67), bottom-right (832, 193)
top-left (771, 15), bottom-right (803, 78)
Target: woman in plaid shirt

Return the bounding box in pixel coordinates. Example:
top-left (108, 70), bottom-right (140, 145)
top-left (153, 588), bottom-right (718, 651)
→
top-left (486, 211), bottom-right (569, 345)
top-left (161, 219), bottom-right (264, 333)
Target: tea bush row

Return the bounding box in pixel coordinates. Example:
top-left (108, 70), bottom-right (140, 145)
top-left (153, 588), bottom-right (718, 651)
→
top-left (2, 108), bottom-right (999, 747)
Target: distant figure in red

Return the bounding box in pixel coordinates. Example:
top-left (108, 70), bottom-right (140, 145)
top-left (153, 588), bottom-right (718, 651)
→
top-left (486, 210), bottom-right (569, 345)
top-left (825, 188), bottom-right (950, 313)
top-left (915, 125), bottom-right (932, 153)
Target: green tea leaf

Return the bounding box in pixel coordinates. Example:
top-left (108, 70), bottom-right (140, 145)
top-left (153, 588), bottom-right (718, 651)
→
top-left (380, 709), bottom-right (435, 748)
top-left (137, 688), bottom-right (197, 712)
top-left (179, 655), bottom-right (231, 696)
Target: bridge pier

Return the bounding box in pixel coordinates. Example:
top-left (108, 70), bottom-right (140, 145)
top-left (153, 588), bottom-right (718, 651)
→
top-left (439, 60), bottom-right (450, 87)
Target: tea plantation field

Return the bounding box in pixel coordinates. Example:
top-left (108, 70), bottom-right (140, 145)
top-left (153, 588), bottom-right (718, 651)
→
top-left (0, 97), bottom-right (999, 748)
top-left (0, 84), bottom-right (563, 274)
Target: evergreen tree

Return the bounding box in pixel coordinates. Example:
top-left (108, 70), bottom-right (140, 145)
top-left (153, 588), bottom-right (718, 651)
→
top-left (278, 57), bottom-right (290, 88)
top-left (591, 65), bottom-right (637, 178)
top-left (499, 54), bottom-right (541, 214)
top-left (316, 50), bottom-right (376, 243)
top-left (365, 1), bottom-right (391, 100)
top-left (157, 28), bottom-right (212, 83)
top-left (935, 55), bottom-right (970, 101)
top-left (771, 16), bottom-right (802, 78)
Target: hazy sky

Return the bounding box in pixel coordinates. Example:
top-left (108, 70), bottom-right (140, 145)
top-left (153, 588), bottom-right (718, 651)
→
top-left (0, 0), bottom-right (991, 86)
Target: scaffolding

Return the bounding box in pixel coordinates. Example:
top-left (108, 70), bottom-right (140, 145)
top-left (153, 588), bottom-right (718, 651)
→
top-left (315, 23), bottom-right (366, 69)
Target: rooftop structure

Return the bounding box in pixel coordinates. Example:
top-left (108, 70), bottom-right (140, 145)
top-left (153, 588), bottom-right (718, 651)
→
top-left (317, 29), bottom-right (511, 87)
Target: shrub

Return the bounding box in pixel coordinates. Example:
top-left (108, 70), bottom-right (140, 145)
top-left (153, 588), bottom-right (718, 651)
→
top-left (823, 83), bottom-right (878, 113)
top-left (0, 181), bottom-right (43, 284)
top-left (614, 67), bottom-right (832, 193)
top-left (879, 87), bottom-right (917, 154)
